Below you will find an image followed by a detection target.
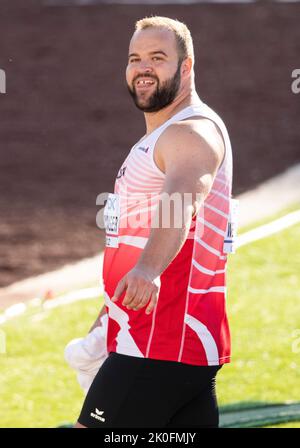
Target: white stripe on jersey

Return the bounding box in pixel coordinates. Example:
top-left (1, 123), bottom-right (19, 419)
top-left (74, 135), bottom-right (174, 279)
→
top-left (104, 292), bottom-right (144, 357)
top-left (188, 286), bottom-right (226, 294)
top-left (204, 202), bottom-right (229, 219)
top-left (118, 235), bottom-right (148, 249)
top-left (197, 217), bottom-right (226, 237)
top-left (185, 314), bottom-right (219, 365)
top-left (210, 189), bottom-right (230, 201)
top-left (192, 259), bottom-right (225, 276)
top-left (195, 237), bottom-right (222, 256)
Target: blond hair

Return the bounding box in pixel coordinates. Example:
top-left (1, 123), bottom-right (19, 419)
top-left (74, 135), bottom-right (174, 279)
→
top-left (135, 16), bottom-right (194, 65)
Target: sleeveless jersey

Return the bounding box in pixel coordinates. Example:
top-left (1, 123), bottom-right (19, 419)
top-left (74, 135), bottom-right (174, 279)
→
top-left (102, 101), bottom-right (234, 366)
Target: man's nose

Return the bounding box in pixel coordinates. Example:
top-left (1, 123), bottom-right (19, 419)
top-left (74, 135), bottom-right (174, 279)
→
top-left (137, 61), bottom-right (153, 73)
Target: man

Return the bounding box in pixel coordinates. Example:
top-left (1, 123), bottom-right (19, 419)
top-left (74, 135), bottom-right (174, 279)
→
top-left (75, 16), bottom-right (236, 428)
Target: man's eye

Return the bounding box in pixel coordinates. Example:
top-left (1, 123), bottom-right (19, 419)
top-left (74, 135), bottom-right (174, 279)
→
top-left (129, 57), bottom-right (162, 63)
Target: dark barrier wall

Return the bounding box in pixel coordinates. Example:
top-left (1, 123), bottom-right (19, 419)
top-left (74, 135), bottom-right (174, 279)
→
top-left (0, 1), bottom-right (299, 286)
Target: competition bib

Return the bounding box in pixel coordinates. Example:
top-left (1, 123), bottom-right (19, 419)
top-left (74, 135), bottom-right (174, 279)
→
top-left (103, 193), bottom-right (120, 248)
top-left (223, 199), bottom-right (239, 254)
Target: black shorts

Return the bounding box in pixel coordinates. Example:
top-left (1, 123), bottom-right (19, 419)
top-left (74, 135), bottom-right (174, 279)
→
top-left (77, 352), bottom-right (222, 428)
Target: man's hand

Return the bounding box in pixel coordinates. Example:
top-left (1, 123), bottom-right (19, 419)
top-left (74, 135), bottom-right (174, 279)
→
top-left (112, 268), bottom-right (160, 315)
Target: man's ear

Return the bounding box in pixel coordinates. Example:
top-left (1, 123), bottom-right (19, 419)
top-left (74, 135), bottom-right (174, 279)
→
top-left (181, 57), bottom-right (193, 78)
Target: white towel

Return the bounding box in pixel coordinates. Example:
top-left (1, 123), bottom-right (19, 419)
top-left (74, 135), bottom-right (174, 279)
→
top-left (64, 314), bottom-right (108, 394)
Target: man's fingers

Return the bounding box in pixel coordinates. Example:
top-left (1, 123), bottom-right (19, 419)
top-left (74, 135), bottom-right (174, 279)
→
top-left (112, 277), bottom-right (127, 302)
top-left (131, 288), bottom-right (152, 311)
top-left (112, 270), bottom-right (159, 313)
top-left (122, 284), bottom-right (138, 306)
top-left (145, 290), bottom-right (158, 315)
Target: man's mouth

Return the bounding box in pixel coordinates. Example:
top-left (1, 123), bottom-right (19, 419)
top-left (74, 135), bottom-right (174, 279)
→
top-left (135, 78), bottom-right (156, 90)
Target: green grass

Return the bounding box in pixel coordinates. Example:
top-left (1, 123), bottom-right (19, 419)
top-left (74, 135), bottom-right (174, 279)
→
top-left (0, 211), bottom-right (300, 427)
top-left (217, 220), bottom-right (300, 427)
top-left (266, 421), bottom-right (300, 428)
top-left (0, 297), bottom-right (102, 428)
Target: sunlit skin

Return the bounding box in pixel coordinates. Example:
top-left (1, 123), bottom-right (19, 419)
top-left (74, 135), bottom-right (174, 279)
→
top-left (127, 58), bottom-right (182, 114)
top-left (126, 27), bottom-right (200, 135)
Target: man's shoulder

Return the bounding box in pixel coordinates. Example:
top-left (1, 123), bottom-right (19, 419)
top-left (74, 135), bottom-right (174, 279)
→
top-left (163, 116), bottom-right (223, 145)
top-left (156, 116), bottom-right (225, 165)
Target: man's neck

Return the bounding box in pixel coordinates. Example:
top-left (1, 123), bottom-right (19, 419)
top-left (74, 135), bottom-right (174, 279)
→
top-left (143, 90), bottom-right (201, 135)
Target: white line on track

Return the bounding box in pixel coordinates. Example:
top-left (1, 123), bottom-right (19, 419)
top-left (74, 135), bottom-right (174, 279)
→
top-left (0, 209), bottom-right (299, 325)
top-left (236, 209), bottom-right (300, 248)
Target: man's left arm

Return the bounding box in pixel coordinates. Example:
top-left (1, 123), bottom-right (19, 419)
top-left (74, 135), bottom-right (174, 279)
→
top-left (112, 120), bottom-right (224, 314)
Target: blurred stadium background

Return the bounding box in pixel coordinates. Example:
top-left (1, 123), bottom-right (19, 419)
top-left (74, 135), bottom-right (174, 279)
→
top-left (0, 0), bottom-right (300, 428)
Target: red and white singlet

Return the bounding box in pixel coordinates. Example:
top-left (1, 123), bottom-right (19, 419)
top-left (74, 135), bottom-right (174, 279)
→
top-left (102, 102), bottom-right (236, 366)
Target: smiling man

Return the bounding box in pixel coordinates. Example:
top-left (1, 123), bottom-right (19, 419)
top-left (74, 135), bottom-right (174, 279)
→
top-left (75, 16), bottom-right (236, 428)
